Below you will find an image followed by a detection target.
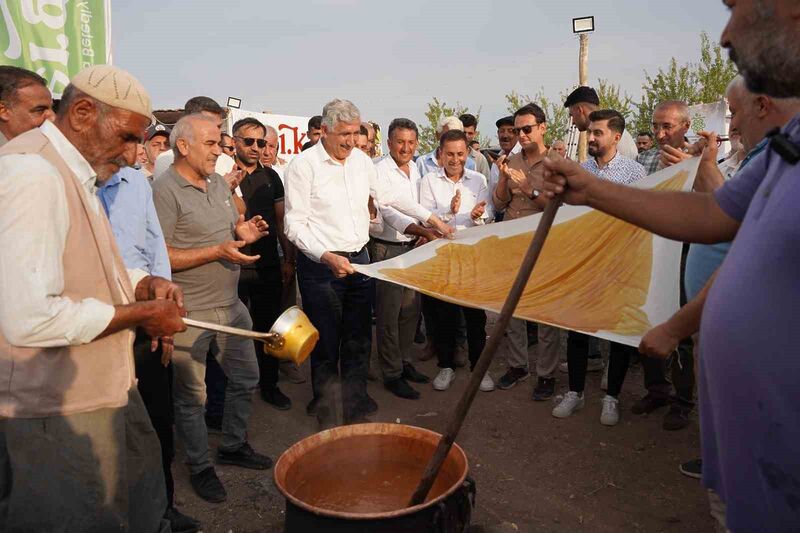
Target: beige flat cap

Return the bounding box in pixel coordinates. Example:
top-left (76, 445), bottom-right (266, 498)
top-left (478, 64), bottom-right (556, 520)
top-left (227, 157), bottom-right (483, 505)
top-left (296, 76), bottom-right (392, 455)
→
top-left (70, 64), bottom-right (152, 119)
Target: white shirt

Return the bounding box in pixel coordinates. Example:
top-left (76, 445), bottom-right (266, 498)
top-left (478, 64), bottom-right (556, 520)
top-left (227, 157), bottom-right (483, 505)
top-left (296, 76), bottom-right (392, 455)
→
top-left (617, 130), bottom-right (639, 160)
top-left (489, 142), bottom-right (522, 206)
top-left (153, 150), bottom-right (236, 180)
top-left (284, 141), bottom-right (432, 262)
top-left (0, 121), bottom-right (145, 347)
top-left (372, 155), bottom-right (424, 243)
top-left (419, 167), bottom-right (493, 230)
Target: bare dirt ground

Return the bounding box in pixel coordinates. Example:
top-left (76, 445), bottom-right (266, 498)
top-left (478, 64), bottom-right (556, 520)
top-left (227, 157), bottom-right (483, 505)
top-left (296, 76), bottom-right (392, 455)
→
top-left (174, 328), bottom-right (713, 533)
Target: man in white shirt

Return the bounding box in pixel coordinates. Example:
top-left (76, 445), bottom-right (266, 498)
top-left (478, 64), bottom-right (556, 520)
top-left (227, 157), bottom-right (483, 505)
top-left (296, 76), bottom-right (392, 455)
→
top-left (370, 118), bottom-right (438, 400)
top-left (564, 86), bottom-right (639, 160)
top-left (284, 99), bottom-right (451, 429)
top-left (418, 129), bottom-right (494, 393)
top-left (416, 115), bottom-right (478, 177)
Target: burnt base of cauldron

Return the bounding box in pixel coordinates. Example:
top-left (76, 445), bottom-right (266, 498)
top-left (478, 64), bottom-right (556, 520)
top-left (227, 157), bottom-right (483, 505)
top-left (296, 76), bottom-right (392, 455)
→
top-left (283, 477), bottom-right (475, 533)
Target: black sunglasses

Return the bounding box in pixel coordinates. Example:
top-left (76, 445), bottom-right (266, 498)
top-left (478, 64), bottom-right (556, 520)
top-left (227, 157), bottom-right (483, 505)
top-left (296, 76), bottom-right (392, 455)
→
top-left (513, 124), bottom-right (540, 135)
top-left (235, 136), bottom-right (266, 148)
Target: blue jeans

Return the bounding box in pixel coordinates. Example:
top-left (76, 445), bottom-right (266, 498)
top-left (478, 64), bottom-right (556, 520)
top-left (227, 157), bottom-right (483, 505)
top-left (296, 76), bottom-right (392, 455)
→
top-left (297, 249), bottom-right (373, 425)
top-left (171, 301), bottom-right (259, 474)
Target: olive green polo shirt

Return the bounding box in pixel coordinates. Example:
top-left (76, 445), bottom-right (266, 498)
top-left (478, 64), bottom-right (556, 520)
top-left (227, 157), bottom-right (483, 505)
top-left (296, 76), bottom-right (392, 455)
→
top-left (152, 165), bottom-right (240, 311)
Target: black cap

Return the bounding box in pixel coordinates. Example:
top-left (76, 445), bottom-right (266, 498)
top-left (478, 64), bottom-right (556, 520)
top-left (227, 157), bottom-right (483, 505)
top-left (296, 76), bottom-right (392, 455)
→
top-left (495, 115), bottom-right (514, 128)
top-left (145, 123), bottom-right (171, 141)
top-left (564, 86), bottom-right (599, 108)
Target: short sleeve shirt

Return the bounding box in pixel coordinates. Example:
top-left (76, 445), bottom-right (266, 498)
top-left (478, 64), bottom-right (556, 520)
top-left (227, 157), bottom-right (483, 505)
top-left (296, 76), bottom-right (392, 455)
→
top-left (152, 166), bottom-right (240, 311)
top-left (491, 152), bottom-right (544, 221)
top-left (239, 164), bottom-right (285, 269)
top-left (699, 114), bottom-right (800, 532)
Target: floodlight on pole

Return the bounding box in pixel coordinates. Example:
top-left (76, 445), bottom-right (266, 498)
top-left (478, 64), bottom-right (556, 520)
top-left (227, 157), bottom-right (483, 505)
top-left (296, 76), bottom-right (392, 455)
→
top-left (226, 96), bottom-right (242, 109)
top-left (572, 16), bottom-right (594, 34)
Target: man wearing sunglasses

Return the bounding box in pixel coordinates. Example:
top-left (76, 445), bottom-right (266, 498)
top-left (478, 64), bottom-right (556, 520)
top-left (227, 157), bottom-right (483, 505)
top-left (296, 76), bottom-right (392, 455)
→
top-left (492, 104), bottom-right (561, 401)
top-left (220, 133), bottom-right (235, 157)
top-left (230, 118), bottom-right (297, 411)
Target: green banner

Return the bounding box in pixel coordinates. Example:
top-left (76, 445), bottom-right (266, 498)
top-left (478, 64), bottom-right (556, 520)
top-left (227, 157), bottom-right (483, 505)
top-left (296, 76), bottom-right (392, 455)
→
top-left (0, 1), bottom-right (111, 98)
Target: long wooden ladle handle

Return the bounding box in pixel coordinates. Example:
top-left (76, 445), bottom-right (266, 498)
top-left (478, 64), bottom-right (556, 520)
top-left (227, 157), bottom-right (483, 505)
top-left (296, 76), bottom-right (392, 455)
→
top-left (182, 317), bottom-right (281, 343)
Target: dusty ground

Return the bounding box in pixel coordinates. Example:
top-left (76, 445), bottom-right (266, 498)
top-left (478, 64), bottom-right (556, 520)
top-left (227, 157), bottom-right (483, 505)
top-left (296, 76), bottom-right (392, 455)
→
top-left (174, 329), bottom-right (713, 533)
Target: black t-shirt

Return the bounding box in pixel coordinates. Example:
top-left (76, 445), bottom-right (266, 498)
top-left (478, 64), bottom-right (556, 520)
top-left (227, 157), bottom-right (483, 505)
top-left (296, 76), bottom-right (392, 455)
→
top-left (239, 164), bottom-right (284, 269)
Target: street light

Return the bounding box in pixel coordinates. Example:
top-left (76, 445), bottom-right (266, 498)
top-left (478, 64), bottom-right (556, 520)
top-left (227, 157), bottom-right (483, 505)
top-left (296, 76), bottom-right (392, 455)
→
top-left (226, 96), bottom-right (242, 109)
top-left (572, 16), bottom-right (594, 34)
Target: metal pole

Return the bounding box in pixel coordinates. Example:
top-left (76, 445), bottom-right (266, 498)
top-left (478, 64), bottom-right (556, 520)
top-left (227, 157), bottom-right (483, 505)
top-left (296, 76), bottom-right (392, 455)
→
top-left (577, 33), bottom-right (589, 163)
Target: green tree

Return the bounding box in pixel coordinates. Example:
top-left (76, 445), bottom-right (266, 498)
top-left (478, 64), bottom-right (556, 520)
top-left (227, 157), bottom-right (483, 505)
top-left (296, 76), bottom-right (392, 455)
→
top-left (418, 98), bottom-right (483, 153)
top-left (696, 31), bottom-right (739, 104)
top-left (596, 79), bottom-right (636, 121)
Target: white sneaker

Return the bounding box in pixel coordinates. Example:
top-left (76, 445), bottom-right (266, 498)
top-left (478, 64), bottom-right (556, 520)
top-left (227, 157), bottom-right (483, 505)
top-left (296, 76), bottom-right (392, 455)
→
top-left (478, 372), bottom-right (495, 392)
top-left (433, 368), bottom-right (456, 391)
top-left (600, 363), bottom-right (609, 391)
top-left (552, 391), bottom-right (584, 418)
top-left (600, 395), bottom-right (620, 426)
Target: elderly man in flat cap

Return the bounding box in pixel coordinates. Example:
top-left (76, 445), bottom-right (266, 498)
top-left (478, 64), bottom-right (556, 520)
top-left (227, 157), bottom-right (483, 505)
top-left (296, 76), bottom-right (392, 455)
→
top-left (0, 65), bottom-right (186, 533)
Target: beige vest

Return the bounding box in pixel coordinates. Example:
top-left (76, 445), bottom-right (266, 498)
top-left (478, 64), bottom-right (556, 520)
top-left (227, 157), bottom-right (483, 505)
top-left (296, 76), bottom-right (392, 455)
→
top-left (0, 129), bottom-right (135, 418)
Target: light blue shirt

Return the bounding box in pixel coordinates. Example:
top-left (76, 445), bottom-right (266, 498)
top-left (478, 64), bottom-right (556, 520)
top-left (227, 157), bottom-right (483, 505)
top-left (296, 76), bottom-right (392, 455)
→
top-left (415, 149), bottom-right (476, 178)
top-left (97, 166), bottom-right (171, 280)
top-left (581, 151), bottom-right (646, 185)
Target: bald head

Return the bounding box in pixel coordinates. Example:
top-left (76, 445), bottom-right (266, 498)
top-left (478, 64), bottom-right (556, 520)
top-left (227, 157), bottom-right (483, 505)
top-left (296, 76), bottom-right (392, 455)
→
top-left (651, 100), bottom-right (690, 149)
top-left (727, 74), bottom-right (800, 152)
top-left (170, 114), bottom-right (222, 179)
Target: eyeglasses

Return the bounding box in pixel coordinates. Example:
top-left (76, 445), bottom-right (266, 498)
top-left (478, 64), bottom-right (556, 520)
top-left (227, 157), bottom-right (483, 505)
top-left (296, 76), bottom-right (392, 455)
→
top-left (234, 136), bottom-right (266, 148)
top-left (513, 124), bottom-right (539, 135)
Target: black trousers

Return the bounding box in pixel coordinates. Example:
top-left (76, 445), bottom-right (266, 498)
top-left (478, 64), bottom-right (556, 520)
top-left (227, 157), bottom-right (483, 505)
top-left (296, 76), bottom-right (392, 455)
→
top-left (239, 267), bottom-right (284, 394)
top-left (133, 329), bottom-right (174, 509)
top-left (567, 331), bottom-right (635, 397)
top-left (297, 250), bottom-right (373, 425)
top-left (424, 296), bottom-right (486, 371)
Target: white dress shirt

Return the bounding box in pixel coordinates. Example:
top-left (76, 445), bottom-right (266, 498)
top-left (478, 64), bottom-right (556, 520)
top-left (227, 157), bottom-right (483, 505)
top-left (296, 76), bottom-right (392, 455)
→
top-left (284, 141), bottom-right (432, 262)
top-left (372, 155), bottom-right (424, 243)
top-left (0, 121), bottom-right (145, 347)
top-left (419, 167), bottom-right (493, 230)
top-left (488, 142), bottom-right (522, 206)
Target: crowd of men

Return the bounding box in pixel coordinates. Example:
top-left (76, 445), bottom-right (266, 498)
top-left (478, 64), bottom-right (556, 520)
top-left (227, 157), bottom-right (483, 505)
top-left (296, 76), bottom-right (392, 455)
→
top-left (0, 2), bottom-right (798, 531)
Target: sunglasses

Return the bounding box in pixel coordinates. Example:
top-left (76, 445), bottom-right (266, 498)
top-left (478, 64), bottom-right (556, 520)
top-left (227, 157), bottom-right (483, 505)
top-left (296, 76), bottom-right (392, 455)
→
top-left (513, 124), bottom-right (540, 135)
top-left (235, 136), bottom-right (266, 148)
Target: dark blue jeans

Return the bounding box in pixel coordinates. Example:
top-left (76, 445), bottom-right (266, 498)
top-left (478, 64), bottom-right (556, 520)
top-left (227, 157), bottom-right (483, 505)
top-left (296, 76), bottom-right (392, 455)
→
top-left (297, 249), bottom-right (373, 425)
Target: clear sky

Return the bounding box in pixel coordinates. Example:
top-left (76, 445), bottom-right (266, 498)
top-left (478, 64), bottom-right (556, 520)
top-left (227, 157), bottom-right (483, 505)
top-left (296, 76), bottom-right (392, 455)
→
top-left (112, 0), bottom-right (731, 139)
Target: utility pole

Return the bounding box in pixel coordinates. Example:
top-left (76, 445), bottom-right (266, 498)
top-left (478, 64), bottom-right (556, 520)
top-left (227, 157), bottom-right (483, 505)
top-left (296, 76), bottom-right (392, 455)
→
top-left (577, 32), bottom-right (589, 162)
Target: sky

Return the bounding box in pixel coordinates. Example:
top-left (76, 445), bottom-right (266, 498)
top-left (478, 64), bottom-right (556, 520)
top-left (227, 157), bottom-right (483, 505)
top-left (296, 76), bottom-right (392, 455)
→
top-left (112, 0), bottom-right (731, 142)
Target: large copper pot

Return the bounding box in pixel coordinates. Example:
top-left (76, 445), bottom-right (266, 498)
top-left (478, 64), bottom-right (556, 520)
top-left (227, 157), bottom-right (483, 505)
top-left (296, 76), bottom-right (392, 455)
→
top-left (274, 423), bottom-right (474, 532)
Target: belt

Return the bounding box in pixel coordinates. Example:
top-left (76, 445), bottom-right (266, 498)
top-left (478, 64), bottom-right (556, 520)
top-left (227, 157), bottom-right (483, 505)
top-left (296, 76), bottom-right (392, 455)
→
top-left (371, 237), bottom-right (417, 247)
top-left (330, 246), bottom-right (367, 258)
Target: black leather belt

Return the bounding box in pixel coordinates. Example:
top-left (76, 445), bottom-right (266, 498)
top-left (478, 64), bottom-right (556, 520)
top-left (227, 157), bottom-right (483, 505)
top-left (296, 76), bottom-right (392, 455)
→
top-left (331, 246), bottom-right (367, 258)
top-left (371, 237), bottom-right (417, 247)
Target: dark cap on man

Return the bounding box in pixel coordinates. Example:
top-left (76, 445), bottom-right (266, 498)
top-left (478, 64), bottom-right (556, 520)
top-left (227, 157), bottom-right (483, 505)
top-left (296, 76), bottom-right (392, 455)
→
top-left (145, 123), bottom-right (171, 141)
top-left (495, 116), bottom-right (514, 128)
top-left (564, 86), bottom-right (600, 108)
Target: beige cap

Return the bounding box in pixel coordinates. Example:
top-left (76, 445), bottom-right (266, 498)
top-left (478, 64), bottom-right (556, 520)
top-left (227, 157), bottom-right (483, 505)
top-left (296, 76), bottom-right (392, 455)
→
top-left (70, 64), bottom-right (152, 120)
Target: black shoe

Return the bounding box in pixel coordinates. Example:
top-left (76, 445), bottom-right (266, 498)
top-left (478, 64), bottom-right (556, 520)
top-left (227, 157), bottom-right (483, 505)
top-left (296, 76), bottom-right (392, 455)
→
top-left (360, 393), bottom-right (378, 415)
top-left (532, 377), bottom-right (556, 401)
top-left (164, 506), bottom-right (202, 533)
top-left (216, 442), bottom-right (272, 470)
top-left (189, 467), bottom-right (227, 503)
top-left (402, 362), bottom-right (430, 384)
top-left (205, 413), bottom-right (222, 434)
top-left (497, 367), bottom-right (530, 390)
top-left (679, 458), bottom-right (702, 479)
top-left (306, 397), bottom-right (319, 417)
top-left (385, 377), bottom-right (421, 400)
top-left (663, 404), bottom-right (691, 430)
top-left (261, 386), bottom-right (292, 410)
top-left (631, 394), bottom-right (670, 415)
top-left (414, 330), bottom-right (426, 344)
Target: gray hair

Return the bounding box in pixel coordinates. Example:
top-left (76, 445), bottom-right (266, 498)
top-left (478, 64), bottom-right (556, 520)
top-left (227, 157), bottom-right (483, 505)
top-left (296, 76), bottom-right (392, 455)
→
top-left (437, 115), bottom-right (463, 135)
top-left (552, 139), bottom-right (566, 148)
top-left (264, 125), bottom-right (278, 138)
top-left (170, 113), bottom-right (218, 157)
top-left (321, 99), bottom-right (361, 128)
top-left (653, 100), bottom-right (690, 125)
